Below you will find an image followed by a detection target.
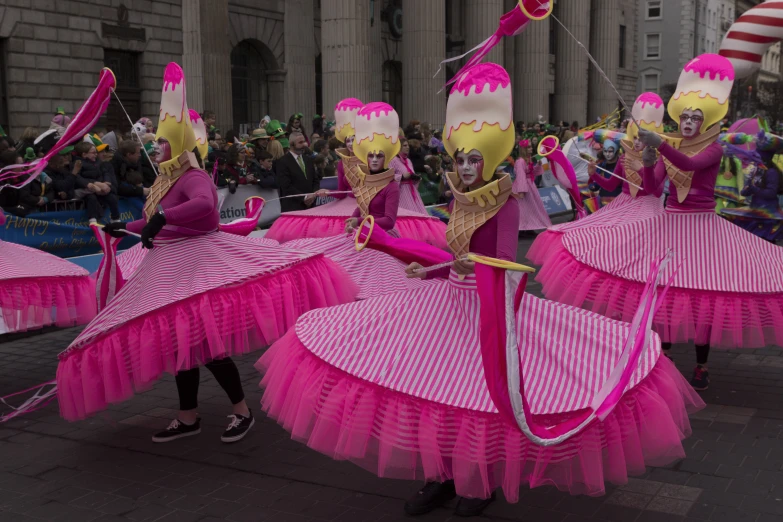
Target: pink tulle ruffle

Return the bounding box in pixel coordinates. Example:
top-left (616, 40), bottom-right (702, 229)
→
top-left (535, 235), bottom-right (783, 348)
top-left (57, 255), bottom-right (357, 421)
top-left (267, 215), bottom-right (449, 250)
top-left (258, 331), bottom-right (703, 501)
top-left (0, 276), bottom-right (96, 333)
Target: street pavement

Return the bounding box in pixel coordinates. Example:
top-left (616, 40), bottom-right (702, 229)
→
top-left (1, 237), bottom-right (782, 522)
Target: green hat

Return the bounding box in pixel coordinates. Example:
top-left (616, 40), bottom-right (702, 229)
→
top-left (56, 107), bottom-right (66, 115)
top-left (144, 141), bottom-right (157, 155)
top-left (85, 133), bottom-right (109, 152)
top-left (0, 124), bottom-right (6, 137)
top-left (23, 147), bottom-right (36, 161)
top-left (58, 145), bottom-right (74, 156)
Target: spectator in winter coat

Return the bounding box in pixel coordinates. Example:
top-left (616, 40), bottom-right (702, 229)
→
top-left (44, 146), bottom-right (78, 202)
top-left (247, 150), bottom-right (278, 189)
top-left (111, 141), bottom-right (150, 198)
top-left (73, 142), bottom-right (120, 224)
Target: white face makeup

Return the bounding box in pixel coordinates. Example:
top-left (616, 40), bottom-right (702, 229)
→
top-left (679, 109), bottom-right (704, 138)
top-left (456, 149), bottom-right (485, 187)
top-left (603, 144), bottom-right (617, 162)
top-left (345, 135), bottom-right (355, 154)
top-left (367, 151), bottom-right (386, 172)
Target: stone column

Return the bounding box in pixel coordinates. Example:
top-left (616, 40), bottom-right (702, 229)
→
top-left (514, 15), bottom-right (551, 123)
top-left (553, 0), bottom-right (590, 126)
top-left (268, 71), bottom-right (287, 124)
top-left (369, 0), bottom-right (384, 101)
top-left (284, 0), bottom-right (317, 128)
top-left (402, 0), bottom-right (446, 128)
top-left (463, 0), bottom-right (504, 65)
top-left (588, 0), bottom-right (620, 122)
top-left (321, 0), bottom-right (372, 117)
top-left (182, 0), bottom-right (233, 132)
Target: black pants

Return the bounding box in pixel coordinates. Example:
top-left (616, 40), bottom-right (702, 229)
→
top-left (175, 357), bottom-right (245, 411)
top-left (661, 343), bottom-right (710, 365)
top-left (84, 193), bottom-right (120, 220)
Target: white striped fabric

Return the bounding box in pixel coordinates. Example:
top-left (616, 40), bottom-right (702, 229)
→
top-left (116, 237), bottom-right (280, 277)
top-left (66, 231), bottom-right (322, 352)
top-left (517, 192), bottom-right (553, 231)
top-left (296, 269), bottom-right (658, 416)
top-left (562, 209), bottom-right (783, 293)
top-left (549, 194), bottom-right (664, 233)
top-left (1, 240), bottom-right (88, 281)
top-left (719, 2), bottom-right (783, 78)
top-left (285, 235), bottom-right (440, 299)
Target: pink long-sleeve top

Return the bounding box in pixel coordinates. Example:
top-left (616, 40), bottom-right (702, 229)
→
top-left (127, 169), bottom-right (219, 240)
top-left (335, 160), bottom-right (355, 199)
top-left (595, 155), bottom-right (664, 198)
top-left (652, 141), bottom-right (722, 212)
top-left (350, 181), bottom-right (400, 231)
top-left (512, 159), bottom-right (534, 194)
top-left (390, 156), bottom-right (416, 183)
top-left (427, 196), bottom-right (520, 280)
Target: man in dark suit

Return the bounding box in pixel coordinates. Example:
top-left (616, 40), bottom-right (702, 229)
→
top-left (276, 132), bottom-right (325, 212)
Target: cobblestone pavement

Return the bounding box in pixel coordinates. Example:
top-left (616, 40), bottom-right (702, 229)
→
top-left (1, 238), bottom-right (782, 522)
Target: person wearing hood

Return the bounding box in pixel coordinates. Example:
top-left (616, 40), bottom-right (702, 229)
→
top-left (73, 141), bottom-right (120, 224)
top-left (111, 140), bottom-right (150, 199)
top-left (588, 139), bottom-right (623, 198)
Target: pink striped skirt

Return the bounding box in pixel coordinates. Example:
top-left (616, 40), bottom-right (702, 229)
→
top-left (535, 209), bottom-right (783, 347)
top-left (57, 231), bottom-right (357, 421)
top-left (1, 240), bottom-right (95, 334)
top-left (398, 180), bottom-right (428, 214)
top-left (516, 191), bottom-right (552, 231)
top-left (257, 270), bottom-right (702, 501)
top-left (266, 197), bottom-right (448, 250)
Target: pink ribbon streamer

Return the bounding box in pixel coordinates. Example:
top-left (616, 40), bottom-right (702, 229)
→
top-left (0, 68), bottom-right (117, 191)
top-left (91, 224), bottom-right (125, 312)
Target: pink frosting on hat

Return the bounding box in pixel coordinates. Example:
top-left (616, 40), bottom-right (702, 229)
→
top-left (450, 63), bottom-right (511, 95)
top-left (683, 54), bottom-right (735, 81)
top-left (357, 102), bottom-right (395, 120)
top-left (188, 109), bottom-right (203, 124)
top-left (636, 92), bottom-right (663, 109)
top-left (163, 62), bottom-right (184, 89)
top-left (336, 98), bottom-right (364, 112)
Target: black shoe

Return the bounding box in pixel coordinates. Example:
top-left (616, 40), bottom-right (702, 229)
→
top-left (221, 411), bottom-right (255, 443)
top-left (454, 492), bottom-right (496, 517)
top-left (152, 418), bottom-right (201, 443)
top-left (690, 365), bottom-right (710, 391)
top-left (404, 481), bottom-right (457, 516)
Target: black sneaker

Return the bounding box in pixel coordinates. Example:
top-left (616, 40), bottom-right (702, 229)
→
top-left (404, 481), bottom-right (457, 516)
top-left (454, 492), bottom-right (496, 517)
top-left (690, 365), bottom-right (710, 391)
top-left (221, 412), bottom-right (255, 443)
top-left (152, 418), bottom-right (201, 443)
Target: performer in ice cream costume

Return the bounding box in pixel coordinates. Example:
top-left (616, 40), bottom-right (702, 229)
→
top-left (513, 139), bottom-right (551, 232)
top-left (390, 137), bottom-right (429, 214)
top-left (283, 103), bottom-right (446, 298)
top-left (527, 93), bottom-right (667, 265)
top-left (720, 129), bottom-right (783, 243)
top-left (56, 63), bottom-right (357, 443)
top-left (257, 63), bottom-right (702, 518)
top-left (265, 100), bottom-right (447, 248)
top-left (533, 54), bottom-right (783, 391)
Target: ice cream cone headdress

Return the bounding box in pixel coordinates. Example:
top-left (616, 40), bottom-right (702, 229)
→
top-left (668, 54), bottom-right (734, 134)
top-left (353, 102), bottom-right (401, 169)
top-left (155, 62), bottom-right (197, 177)
top-left (444, 62), bottom-right (515, 182)
top-left (626, 93), bottom-right (664, 141)
top-left (188, 109), bottom-right (208, 164)
top-left (334, 98), bottom-right (364, 143)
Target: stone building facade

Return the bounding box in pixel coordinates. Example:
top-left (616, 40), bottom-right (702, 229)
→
top-left (0, 0), bottom-right (637, 139)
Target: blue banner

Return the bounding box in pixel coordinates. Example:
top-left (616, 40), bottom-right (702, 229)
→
top-left (538, 187), bottom-right (572, 215)
top-left (1, 199), bottom-right (143, 258)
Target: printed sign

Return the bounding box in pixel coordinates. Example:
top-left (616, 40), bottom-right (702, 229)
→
top-left (217, 186), bottom-right (281, 226)
top-left (539, 186), bottom-right (573, 215)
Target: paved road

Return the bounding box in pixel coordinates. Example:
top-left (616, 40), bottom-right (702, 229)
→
top-left (1, 237), bottom-right (782, 522)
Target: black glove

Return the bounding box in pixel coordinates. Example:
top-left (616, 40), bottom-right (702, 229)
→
top-left (141, 212), bottom-right (166, 249)
top-left (103, 221), bottom-right (127, 239)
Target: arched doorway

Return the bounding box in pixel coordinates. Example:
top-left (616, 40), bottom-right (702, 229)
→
top-left (382, 60), bottom-right (403, 115)
top-left (231, 40), bottom-right (278, 131)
